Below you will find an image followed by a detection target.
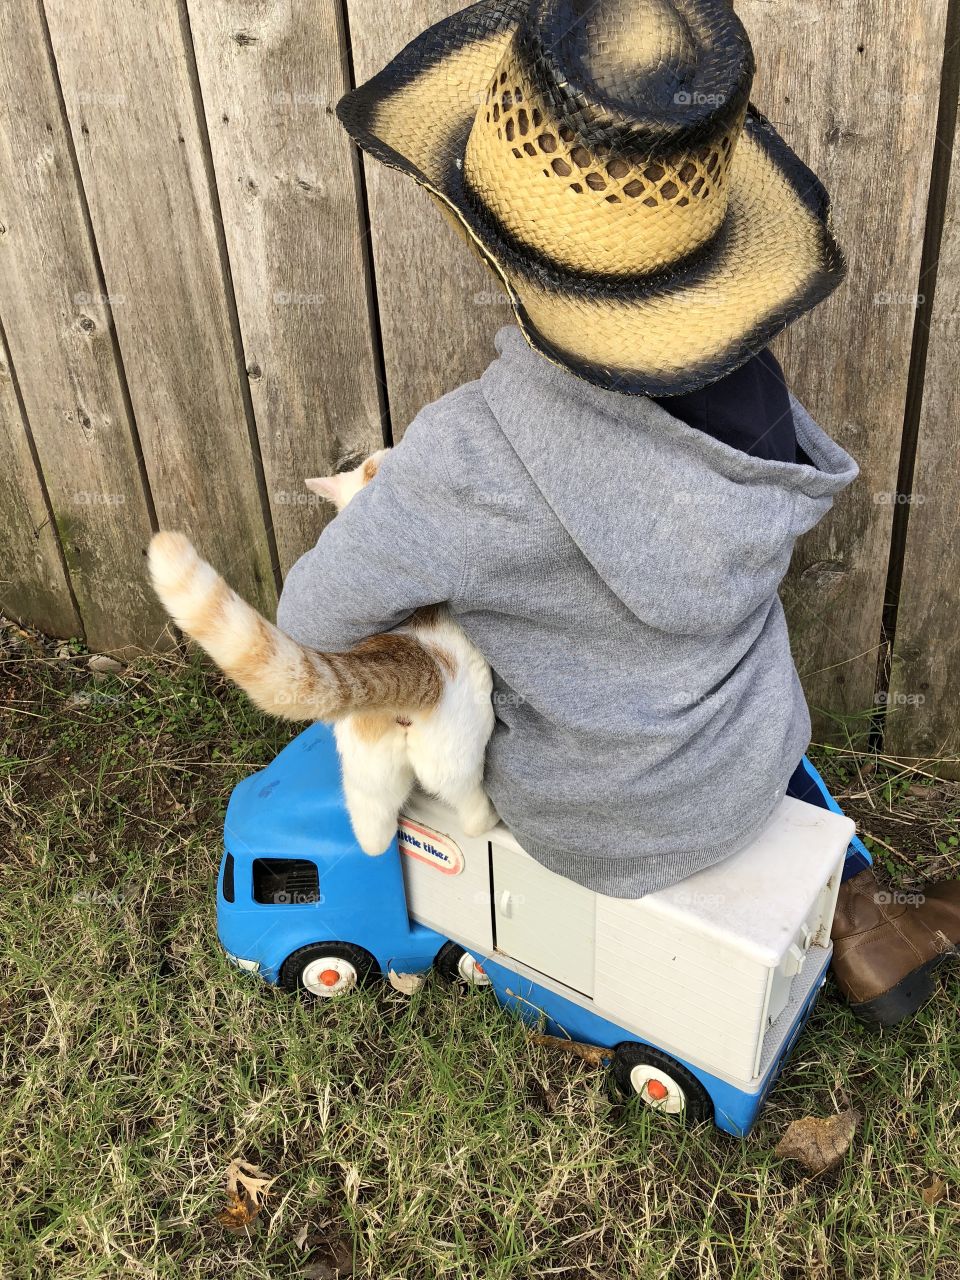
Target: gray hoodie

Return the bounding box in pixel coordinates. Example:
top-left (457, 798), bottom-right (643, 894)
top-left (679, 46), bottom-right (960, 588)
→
top-left (277, 326), bottom-right (859, 897)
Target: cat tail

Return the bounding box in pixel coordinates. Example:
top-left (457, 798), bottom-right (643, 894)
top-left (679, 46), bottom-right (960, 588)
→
top-left (147, 532), bottom-right (444, 721)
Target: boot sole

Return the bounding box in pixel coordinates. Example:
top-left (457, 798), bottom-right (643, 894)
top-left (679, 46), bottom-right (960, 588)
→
top-left (847, 954), bottom-right (948, 1027)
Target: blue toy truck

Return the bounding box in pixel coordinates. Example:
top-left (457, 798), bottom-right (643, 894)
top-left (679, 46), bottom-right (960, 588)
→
top-left (219, 722), bottom-right (862, 1136)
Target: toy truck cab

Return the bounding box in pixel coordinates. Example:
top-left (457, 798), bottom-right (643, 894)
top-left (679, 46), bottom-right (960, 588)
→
top-left (219, 722), bottom-right (859, 1135)
top-left (219, 725), bottom-right (449, 991)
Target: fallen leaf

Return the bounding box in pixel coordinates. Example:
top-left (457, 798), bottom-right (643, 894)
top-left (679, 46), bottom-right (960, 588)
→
top-left (217, 1193), bottom-right (253, 1233)
top-left (216, 1159), bottom-right (276, 1233)
top-left (921, 1176), bottom-right (948, 1207)
top-left (775, 1109), bottom-right (859, 1174)
top-left (387, 969), bottom-right (425, 995)
top-left (530, 1032), bottom-right (610, 1067)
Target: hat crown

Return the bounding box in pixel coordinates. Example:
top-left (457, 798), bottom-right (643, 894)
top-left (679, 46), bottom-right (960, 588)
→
top-left (464, 0), bottom-right (755, 278)
top-left (520, 0), bottom-right (754, 150)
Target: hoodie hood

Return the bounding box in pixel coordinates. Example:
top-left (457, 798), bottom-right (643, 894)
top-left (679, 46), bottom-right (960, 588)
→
top-left (480, 327), bottom-right (859, 636)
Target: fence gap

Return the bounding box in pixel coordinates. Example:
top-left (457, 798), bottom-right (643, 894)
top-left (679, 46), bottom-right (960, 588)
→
top-left (338, 0), bottom-right (393, 450)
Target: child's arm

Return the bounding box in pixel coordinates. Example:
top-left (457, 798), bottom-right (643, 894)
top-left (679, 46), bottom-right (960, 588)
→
top-left (276, 413), bottom-right (465, 652)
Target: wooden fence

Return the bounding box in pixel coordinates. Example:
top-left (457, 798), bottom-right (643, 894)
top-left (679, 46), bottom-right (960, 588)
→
top-left (0, 0), bottom-right (958, 763)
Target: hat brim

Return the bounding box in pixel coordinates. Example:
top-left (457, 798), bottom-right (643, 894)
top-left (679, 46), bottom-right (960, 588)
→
top-left (338, 0), bottom-right (846, 396)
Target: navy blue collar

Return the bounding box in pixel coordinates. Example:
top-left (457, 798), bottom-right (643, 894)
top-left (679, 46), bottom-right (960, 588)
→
top-left (653, 349), bottom-right (801, 463)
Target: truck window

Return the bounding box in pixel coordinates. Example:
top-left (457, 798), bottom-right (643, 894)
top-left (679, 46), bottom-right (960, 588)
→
top-left (222, 852), bottom-right (235, 903)
top-left (252, 858), bottom-right (320, 906)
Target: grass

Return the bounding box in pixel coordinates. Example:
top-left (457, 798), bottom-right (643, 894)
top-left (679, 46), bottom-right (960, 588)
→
top-left (1, 619), bottom-right (958, 1280)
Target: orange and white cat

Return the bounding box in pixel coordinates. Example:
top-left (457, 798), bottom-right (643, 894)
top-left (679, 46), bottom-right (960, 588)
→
top-left (148, 452), bottom-right (497, 856)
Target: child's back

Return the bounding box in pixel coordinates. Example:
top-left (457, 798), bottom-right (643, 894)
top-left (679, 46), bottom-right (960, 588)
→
top-left (277, 326), bottom-right (858, 897)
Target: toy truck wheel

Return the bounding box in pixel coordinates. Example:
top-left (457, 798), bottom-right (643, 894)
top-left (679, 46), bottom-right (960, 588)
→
top-left (279, 942), bottom-right (377, 998)
top-left (434, 941), bottom-right (491, 987)
top-left (610, 1043), bottom-right (712, 1124)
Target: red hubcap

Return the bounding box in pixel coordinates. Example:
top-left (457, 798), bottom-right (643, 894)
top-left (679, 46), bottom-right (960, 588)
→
top-left (645, 1079), bottom-right (669, 1102)
top-left (319, 968), bottom-right (341, 987)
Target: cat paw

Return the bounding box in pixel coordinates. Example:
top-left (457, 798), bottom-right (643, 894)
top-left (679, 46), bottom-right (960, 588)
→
top-left (350, 819), bottom-right (394, 857)
top-left (459, 797), bottom-right (499, 837)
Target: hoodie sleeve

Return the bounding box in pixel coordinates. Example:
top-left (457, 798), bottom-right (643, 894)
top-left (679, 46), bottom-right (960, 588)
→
top-left (275, 409), bottom-right (466, 653)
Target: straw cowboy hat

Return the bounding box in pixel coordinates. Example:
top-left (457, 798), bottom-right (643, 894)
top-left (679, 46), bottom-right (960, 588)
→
top-left (337, 0), bottom-right (845, 396)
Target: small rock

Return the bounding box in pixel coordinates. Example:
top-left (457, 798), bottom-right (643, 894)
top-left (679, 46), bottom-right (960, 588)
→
top-left (303, 1236), bottom-right (354, 1279)
top-left (88, 654), bottom-right (124, 675)
top-left (303, 1265), bottom-right (336, 1280)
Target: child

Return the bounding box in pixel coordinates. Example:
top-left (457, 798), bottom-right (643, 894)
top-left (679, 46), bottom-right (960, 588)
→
top-left (278, 0), bottom-right (959, 1024)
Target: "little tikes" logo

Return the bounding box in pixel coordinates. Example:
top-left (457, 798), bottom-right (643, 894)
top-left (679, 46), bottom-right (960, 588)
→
top-left (397, 819), bottom-right (465, 876)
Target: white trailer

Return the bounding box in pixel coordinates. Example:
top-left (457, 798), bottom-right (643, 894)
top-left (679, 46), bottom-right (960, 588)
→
top-left (398, 789), bottom-right (853, 1129)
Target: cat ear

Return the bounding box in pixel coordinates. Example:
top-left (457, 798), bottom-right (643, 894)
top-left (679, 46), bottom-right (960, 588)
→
top-left (305, 476), bottom-right (341, 503)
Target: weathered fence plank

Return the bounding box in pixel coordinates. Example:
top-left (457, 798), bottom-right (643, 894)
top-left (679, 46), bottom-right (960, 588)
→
top-left (43, 0), bottom-right (277, 616)
top-left (737, 0), bottom-right (949, 736)
top-left (0, 325), bottom-right (80, 637)
top-left (188, 0), bottom-right (384, 574)
top-left (0, 0), bottom-right (165, 653)
top-left (346, 0), bottom-right (507, 436)
top-left (886, 119), bottom-right (960, 765)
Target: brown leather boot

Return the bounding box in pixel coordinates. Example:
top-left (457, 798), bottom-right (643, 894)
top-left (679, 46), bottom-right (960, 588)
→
top-left (830, 869), bottom-right (958, 1026)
